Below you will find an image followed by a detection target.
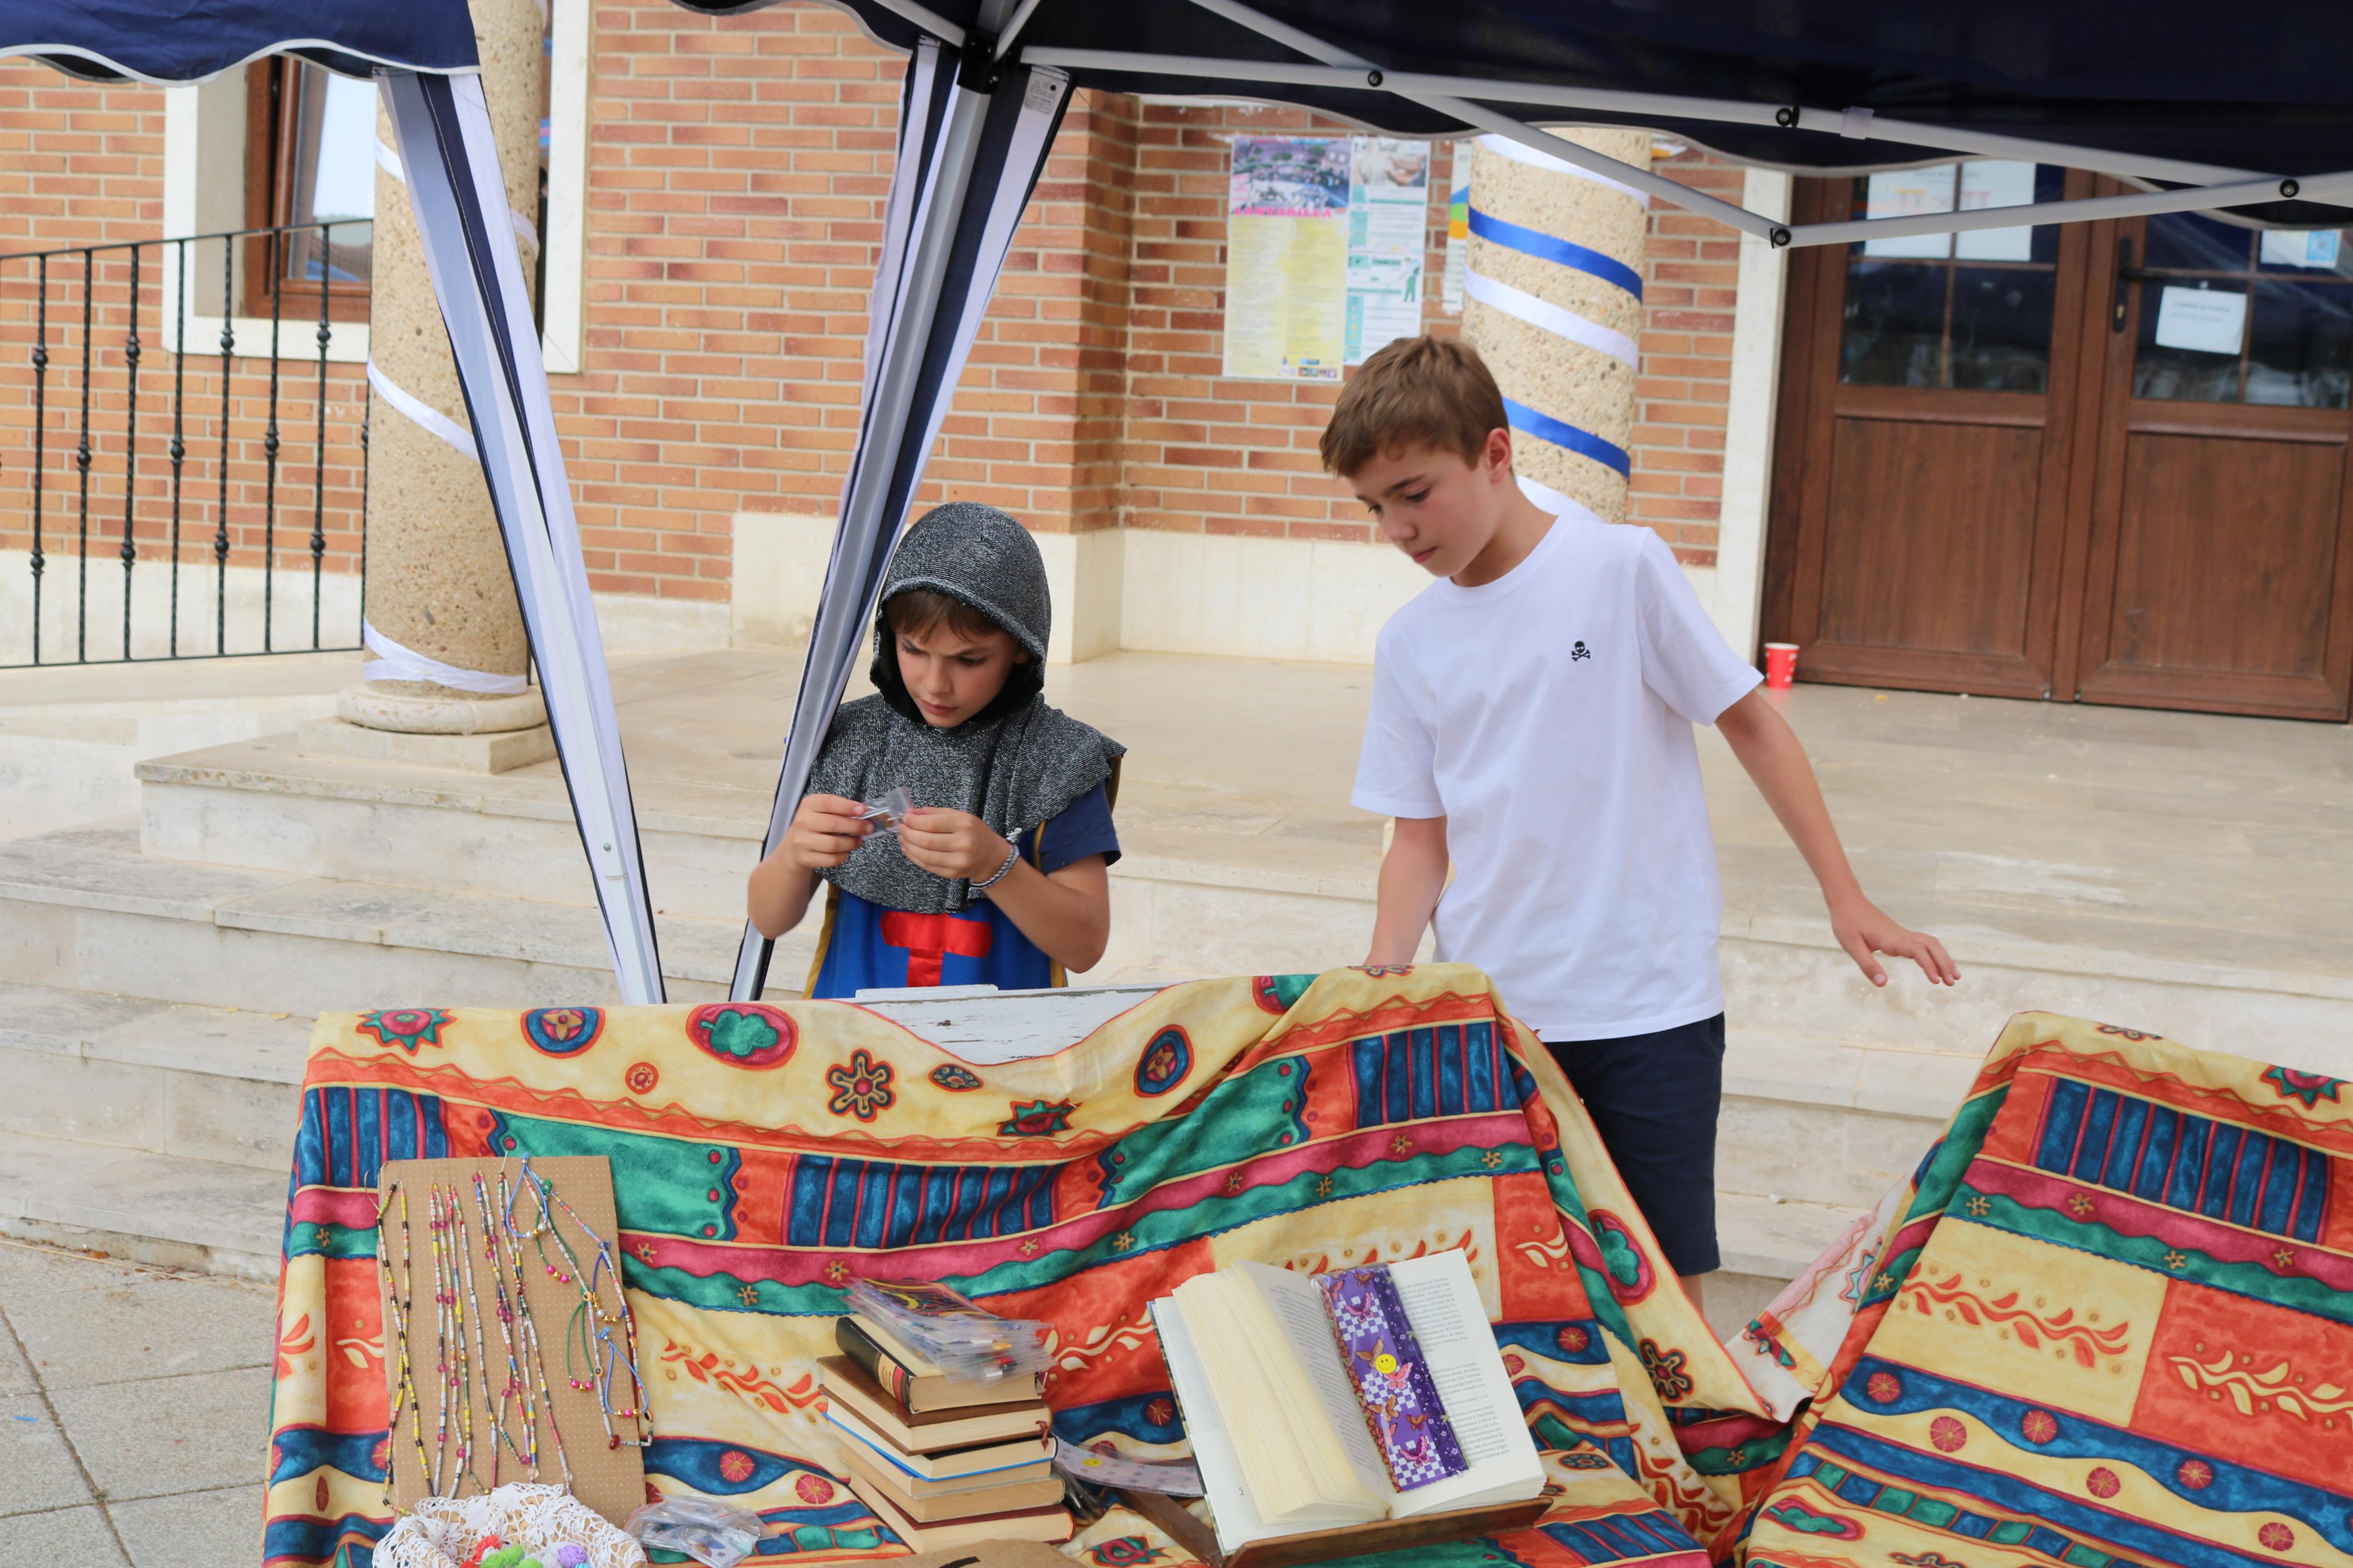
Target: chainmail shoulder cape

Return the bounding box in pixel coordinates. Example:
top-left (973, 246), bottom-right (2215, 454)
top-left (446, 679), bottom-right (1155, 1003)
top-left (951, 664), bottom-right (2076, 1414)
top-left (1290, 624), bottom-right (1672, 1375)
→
top-left (803, 502), bottom-right (1124, 915)
top-left (807, 692), bottom-right (1123, 914)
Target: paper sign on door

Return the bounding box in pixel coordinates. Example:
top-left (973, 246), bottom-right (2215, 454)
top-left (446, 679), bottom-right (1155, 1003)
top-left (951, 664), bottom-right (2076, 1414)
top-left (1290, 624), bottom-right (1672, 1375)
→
top-left (1862, 165), bottom-right (1956, 258)
top-left (2153, 284), bottom-right (2247, 354)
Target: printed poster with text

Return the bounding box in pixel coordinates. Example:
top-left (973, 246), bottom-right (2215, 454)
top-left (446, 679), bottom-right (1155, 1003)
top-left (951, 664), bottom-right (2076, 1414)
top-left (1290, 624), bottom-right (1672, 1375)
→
top-left (1224, 136), bottom-right (1350, 381)
top-left (1225, 136), bottom-right (1433, 379)
top-left (1346, 137), bottom-right (1432, 361)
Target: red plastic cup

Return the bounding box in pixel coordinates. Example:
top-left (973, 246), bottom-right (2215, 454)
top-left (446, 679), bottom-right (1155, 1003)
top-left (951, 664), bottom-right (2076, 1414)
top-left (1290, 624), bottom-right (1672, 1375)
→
top-left (1763, 642), bottom-right (1800, 690)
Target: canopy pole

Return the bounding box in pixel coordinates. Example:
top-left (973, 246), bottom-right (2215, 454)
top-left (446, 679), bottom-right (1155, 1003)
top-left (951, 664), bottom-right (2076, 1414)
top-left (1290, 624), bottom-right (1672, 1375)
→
top-left (1788, 169), bottom-right (2348, 247)
top-left (385, 69), bottom-right (666, 1002)
top-left (730, 54), bottom-right (996, 1001)
top-left (1020, 48), bottom-right (2267, 190)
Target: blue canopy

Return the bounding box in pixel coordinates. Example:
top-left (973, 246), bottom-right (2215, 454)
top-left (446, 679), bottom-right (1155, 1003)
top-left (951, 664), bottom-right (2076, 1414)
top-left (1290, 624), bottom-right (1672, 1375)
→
top-left (0, 0), bottom-right (478, 83)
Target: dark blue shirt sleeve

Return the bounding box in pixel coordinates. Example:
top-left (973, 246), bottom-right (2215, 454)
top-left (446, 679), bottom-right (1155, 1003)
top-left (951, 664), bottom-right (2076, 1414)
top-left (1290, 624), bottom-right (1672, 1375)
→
top-left (1028, 782), bottom-right (1120, 874)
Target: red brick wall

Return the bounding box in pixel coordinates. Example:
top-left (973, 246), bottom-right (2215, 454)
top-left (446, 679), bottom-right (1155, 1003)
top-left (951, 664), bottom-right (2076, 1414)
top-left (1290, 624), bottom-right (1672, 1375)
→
top-left (0, 58), bottom-right (163, 251)
top-left (1117, 106), bottom-right (1458, 550)
top-left (1629, 151), bottom-right (1745, 569)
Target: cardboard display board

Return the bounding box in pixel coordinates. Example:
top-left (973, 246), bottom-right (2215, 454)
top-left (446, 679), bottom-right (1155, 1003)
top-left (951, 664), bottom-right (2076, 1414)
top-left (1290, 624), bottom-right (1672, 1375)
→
top-left (373, 1156), bottom-right (647, 1525)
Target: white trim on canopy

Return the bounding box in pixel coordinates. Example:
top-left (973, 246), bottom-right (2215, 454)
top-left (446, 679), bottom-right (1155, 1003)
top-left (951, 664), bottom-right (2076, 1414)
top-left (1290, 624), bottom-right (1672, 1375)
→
top-left (386, 71), bottom-right (668, 1003)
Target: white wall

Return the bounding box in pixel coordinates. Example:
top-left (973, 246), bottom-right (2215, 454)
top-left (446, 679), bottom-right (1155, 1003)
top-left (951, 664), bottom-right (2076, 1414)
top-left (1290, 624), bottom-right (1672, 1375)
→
top-left (1711, 168), bottom-right (1794, 662)
top-left (727, 514), bottom-right (1740, 667)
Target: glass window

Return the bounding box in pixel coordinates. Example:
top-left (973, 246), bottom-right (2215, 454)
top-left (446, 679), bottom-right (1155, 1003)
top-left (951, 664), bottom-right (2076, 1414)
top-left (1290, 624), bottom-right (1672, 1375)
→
top-left (280, 63), bottom-right (376, 288)
top-left (2131, 213), bottom-right (2353, 407)
top-left (1840, 163), bottom-right (2064, 393)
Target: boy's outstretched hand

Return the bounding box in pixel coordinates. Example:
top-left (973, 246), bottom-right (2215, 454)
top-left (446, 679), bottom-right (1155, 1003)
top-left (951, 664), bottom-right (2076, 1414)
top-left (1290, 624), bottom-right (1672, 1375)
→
top-left (1829, 892), bottom-right (1959, 988)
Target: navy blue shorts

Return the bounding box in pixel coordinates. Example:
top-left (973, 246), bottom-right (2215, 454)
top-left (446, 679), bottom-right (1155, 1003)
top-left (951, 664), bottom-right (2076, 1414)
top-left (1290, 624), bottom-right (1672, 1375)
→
top-left (1543, 1014), bottom-right (1724, 1278)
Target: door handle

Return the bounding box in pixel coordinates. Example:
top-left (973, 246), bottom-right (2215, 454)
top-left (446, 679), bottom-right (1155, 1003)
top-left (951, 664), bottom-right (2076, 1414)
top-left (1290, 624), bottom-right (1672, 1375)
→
top-left (2111, 237), bottom-right (2176, 332)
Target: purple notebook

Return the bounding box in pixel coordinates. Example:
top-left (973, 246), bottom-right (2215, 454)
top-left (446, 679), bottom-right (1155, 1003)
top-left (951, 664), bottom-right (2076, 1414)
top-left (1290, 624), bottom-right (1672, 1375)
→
top-left (1315, 1264), bottom-right (1469, 1491)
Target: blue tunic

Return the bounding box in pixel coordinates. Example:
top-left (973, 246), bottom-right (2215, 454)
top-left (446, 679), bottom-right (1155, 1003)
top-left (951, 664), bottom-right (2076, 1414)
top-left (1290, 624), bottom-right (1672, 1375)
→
top-left (804, 784), bottom-right (1120, 998)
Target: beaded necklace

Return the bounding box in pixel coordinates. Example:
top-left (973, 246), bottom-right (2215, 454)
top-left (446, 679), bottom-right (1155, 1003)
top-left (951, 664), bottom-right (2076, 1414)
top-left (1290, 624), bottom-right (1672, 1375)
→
top-left (492, 1168), bottom-right (574, 1489)
top-left (471, 1175), bottom-right (534, 1484)
top-left (427, 1185), bottom-right (455, 1495)
top-left (515, 1157), bottom-right (653, 1450)
top-left (453, 1186), bottom-right (493, 1493)
top-left (371, 1183), bottom-right (431, 1514)
top-left (430, 1185), bottom-right (485, 1495)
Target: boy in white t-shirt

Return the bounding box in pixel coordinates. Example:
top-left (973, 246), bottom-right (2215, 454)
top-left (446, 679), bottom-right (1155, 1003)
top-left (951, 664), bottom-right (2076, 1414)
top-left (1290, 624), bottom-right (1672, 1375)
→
top-left (1328, 337), bottom-right (1957, 1305)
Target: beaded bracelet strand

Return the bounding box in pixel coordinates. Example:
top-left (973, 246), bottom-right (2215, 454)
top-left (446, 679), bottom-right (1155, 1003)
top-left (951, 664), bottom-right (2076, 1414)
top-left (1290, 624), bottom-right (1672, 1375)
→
top-left (517, 1157), bottom-right (653, 1450)
top-left (371, 1183), bottom-right (432, 1514)
top-left (472, 1174), bottom-right (537, 1482)
top-left (494, 1168), bottom-right (574, 1489)
top-left (427, 1185), bottom-right (456, 1496)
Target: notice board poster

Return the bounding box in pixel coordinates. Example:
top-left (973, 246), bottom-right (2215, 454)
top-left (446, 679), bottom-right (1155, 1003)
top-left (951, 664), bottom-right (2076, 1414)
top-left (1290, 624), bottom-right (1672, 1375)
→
top-left (1225, 134), bottom-right (1432, 380)
top-left (1225, 136), bottom-right (1350, 381)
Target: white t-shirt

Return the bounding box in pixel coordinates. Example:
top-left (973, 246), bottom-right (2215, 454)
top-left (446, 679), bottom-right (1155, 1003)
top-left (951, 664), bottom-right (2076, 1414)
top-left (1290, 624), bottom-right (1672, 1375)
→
top-left (1351, 514), bottom-right (1762, 1040)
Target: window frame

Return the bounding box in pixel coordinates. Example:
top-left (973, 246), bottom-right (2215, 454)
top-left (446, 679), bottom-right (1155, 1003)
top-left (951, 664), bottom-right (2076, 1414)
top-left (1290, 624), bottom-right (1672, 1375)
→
top-left (240, 58), bottom-right (373, 325)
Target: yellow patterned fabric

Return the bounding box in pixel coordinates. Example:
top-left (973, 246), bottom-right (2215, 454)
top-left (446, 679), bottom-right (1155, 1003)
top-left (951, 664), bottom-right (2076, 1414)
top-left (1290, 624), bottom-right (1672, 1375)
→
top-left (268, 988), bottom-right (2353, 1568)
top-left (264, 966), bottom-right (1748, 1566)
top-left (1730, 1012), bottom-right (2353, 1568)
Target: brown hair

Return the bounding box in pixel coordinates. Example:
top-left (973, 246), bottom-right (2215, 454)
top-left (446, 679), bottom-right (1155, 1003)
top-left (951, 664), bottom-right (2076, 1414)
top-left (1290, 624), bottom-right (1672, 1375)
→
top-left (884, 586), bottom-right (1006, 645)
top-left (1318, 335), bottom-right (1508, 478)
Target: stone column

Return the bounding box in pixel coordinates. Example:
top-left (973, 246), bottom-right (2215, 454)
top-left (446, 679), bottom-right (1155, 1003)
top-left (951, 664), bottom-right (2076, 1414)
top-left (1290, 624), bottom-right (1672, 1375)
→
top-left (1462, 130), bottom-right (1650, 524)
top-left (336, 0), bottom-right (549, 748)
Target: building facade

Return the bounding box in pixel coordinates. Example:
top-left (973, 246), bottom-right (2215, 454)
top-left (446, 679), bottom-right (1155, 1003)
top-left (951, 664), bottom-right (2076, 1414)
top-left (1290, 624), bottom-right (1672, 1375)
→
top-left (26, 3), bottom-right (2342, 719)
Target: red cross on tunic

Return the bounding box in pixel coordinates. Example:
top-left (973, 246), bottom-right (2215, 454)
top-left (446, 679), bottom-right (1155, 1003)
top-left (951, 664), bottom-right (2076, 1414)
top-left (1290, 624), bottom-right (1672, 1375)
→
top-left (879, 910), bottom-right (995, 987)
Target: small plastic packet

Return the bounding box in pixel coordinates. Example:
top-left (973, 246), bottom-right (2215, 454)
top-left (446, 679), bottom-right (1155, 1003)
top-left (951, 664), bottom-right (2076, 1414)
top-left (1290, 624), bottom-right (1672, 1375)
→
top-left (843, 1277), bottom-right (1052, 1382)
top-left (856, 785), bottom-right (913, 835)
top-left (624, 1497), bottom-right (764, 1568)
top-left (1053, 1438), bottom-right (1205, 1496)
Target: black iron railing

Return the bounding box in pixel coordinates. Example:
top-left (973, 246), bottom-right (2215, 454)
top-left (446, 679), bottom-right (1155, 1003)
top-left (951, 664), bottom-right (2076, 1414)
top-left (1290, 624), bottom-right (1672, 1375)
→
top-left (2, 221), bottom-right (372, 667)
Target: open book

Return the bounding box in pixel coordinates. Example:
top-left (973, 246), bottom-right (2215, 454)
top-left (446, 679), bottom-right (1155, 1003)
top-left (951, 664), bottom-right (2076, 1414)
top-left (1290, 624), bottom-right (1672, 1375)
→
top-left (1150, 1250), bottom-right (1545, 1553)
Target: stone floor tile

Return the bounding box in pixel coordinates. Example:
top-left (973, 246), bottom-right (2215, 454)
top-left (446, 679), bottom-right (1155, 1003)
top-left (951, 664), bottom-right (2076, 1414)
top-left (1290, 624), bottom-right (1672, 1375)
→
top-left (112, 1484), bottom-right (262, 1568)
top-left (0, 1232), bottom-right (103, 1295)
top-left (0, 1323), bottom-right (33, 1398)
top-left (3, 1254), bottom-right (271, 1392)
top-left (0, 1503), bottom-right (126, 1563)
top-left (48, 1364), bottom-right (272, 1503)
top-left (0, 1130), bottom-right (122, 1220)
top-left (0, 1393), bottom-right (95, 1519)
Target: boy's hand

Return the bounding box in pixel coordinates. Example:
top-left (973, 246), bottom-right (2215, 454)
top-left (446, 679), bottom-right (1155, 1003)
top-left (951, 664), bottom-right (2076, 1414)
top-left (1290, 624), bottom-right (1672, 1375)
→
top-left (899, 808), bottom-right (1015, 884)
top-left (1829, 894), bottom-right (1959, 988)
top-left (785, 793), bottom-right (872, 870)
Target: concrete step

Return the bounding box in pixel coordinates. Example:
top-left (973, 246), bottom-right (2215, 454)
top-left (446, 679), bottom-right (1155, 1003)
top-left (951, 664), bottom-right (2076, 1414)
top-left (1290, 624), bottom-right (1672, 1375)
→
top-left (1715, 1027), bottom-right (1975, 1211)
top-left (1, 653), bottom-right (348, 841)
top-left (136, 734), bottom-right (2353, 1093)
top-left (0, 825), bottom-right (753, 1014)
top-left (0, 1126), bottom-right (285, 1283)
top-left (0, 980), bottom-right (311, 1172)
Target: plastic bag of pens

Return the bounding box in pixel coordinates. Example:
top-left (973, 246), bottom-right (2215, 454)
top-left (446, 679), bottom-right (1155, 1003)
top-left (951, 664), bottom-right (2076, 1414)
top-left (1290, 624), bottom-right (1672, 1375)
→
top-left (844, 1278), bottom-right (1052, 1383)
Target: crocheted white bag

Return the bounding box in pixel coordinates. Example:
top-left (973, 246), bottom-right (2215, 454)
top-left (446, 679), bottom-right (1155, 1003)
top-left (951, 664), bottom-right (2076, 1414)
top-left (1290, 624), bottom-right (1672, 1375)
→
top-left (377, 1484), bottom-right (648, 1568)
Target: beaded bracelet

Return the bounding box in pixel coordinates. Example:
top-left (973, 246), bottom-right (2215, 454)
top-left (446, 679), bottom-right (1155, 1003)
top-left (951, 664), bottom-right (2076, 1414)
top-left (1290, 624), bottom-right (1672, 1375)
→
top-left (973, 844), bottom-right (1021, 890)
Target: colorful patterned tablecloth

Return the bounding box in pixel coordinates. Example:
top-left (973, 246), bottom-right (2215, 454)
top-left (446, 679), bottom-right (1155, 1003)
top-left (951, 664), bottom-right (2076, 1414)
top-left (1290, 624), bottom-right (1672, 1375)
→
top-left (261, 977), bottom-right (2353, 1568)
top-left (1730, 1013), bottom-right (2353, 1568)
top-left (265, 966), bottom-right (1733, 1567)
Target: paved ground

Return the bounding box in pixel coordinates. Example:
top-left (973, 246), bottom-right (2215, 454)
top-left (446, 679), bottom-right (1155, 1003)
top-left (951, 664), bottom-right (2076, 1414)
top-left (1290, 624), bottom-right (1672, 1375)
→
top-left (0, 1236), bottom-right (272, 1565)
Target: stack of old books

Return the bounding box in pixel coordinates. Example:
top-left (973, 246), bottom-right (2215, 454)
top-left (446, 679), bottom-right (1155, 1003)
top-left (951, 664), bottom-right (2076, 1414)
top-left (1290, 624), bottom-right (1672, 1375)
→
top-left (821, 1312), bottom-right (1070, 1547)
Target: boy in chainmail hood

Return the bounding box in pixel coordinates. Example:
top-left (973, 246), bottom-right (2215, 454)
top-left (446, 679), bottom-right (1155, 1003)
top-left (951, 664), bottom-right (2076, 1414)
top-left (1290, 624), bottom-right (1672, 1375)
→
top-left (748, 503), bottom-right (1126, 995)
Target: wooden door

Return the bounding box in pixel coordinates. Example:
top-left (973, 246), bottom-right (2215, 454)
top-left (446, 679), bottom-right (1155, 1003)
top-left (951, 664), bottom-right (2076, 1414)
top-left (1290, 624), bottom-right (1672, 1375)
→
top-left (2063, 204), bottom-right (2353, 719)
top-left (1763, 168), bottom-right (2097, 698)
